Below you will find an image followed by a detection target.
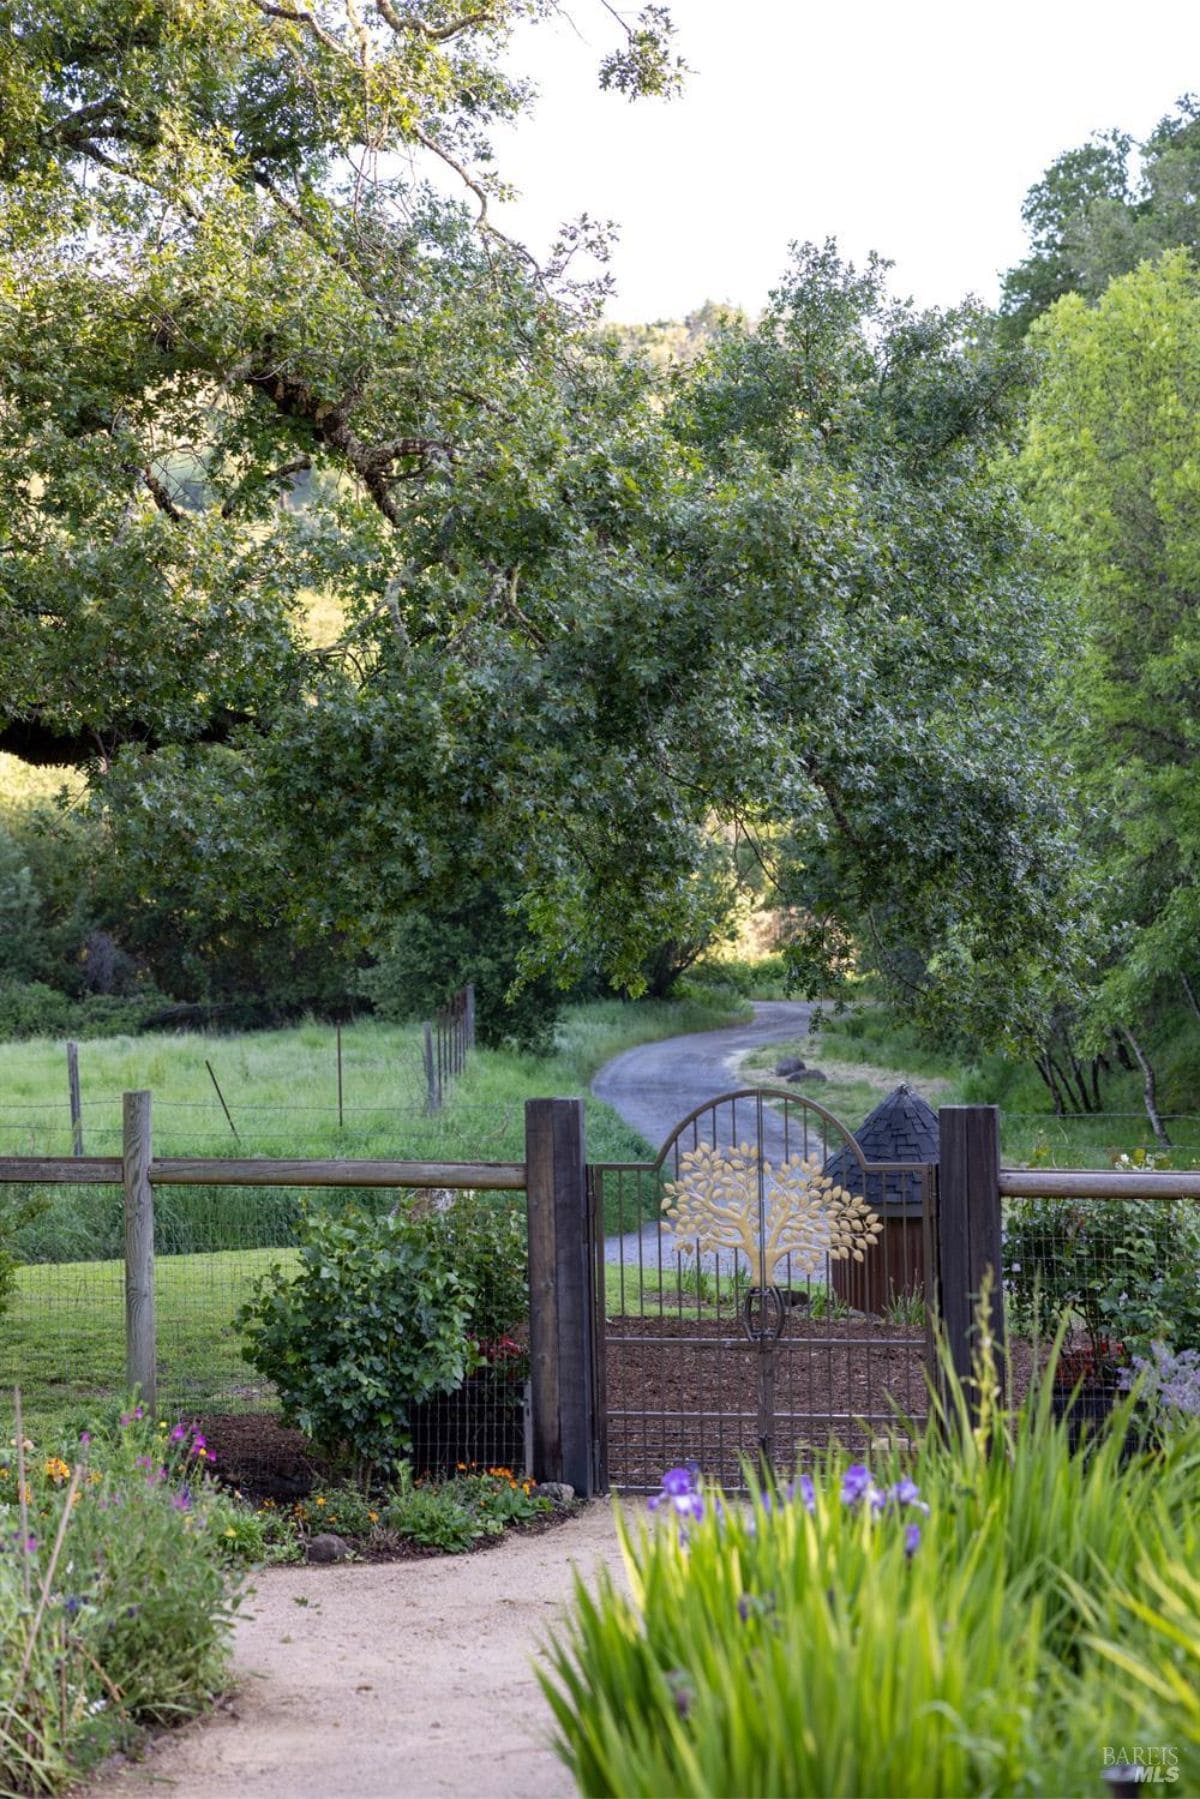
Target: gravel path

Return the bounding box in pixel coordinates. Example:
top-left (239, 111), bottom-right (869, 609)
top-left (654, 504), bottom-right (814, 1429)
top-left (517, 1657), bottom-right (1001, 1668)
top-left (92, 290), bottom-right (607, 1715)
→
top-left (89, 1506), bottom-right (625, 1799)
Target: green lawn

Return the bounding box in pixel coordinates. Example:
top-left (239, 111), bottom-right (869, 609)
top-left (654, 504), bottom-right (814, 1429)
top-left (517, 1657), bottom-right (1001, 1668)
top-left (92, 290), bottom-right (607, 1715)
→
top-left (1, 1247), bottom-right (295, 1436)
top-left (3, 1247), bottom-right (730, 1439)
top-left (0, 996), bottom-right (749, 1167)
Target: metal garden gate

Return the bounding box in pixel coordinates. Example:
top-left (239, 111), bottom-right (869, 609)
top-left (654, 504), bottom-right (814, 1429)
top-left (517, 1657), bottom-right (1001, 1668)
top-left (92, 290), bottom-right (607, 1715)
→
top-left (588, 1087), bottom-right (934, 1491)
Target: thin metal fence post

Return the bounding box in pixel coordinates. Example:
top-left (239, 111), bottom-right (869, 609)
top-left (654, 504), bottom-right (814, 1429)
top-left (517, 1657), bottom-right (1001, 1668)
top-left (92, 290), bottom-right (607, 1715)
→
top-left (465, 982), bottom-right (476, 1053)
top-left (67, 1041), bottom-right (83, 1157)
top-left (123, 1090), bottom-right (156, 1409)
top-left (525, 1098), bottom-right (596, 1494)
top-left (336, 1021), bottom-right (344, 1129)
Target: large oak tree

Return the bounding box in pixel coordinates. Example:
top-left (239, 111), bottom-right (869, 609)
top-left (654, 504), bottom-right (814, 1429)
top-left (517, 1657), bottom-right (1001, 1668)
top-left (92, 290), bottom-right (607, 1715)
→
top-left (0, 2), bottom-right (1074, 1037)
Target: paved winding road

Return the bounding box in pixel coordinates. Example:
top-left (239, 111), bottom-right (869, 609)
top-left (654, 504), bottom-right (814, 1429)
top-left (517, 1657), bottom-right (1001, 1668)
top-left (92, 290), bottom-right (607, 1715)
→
top-left (592, 999), bottom-right (814, 1159)
top-left (593, 1000), bottom-right (815, 1270)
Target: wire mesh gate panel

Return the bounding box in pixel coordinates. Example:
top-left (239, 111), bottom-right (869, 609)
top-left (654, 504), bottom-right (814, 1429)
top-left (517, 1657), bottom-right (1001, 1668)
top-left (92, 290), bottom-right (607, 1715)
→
top-left (591, 1089), bottom-right (933, 1491)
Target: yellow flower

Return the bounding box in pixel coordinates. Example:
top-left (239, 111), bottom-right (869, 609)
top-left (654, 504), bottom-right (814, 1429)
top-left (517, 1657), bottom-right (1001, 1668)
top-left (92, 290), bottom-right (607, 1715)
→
top-left (315, 1496), bottom-right (325, 1507)
top-left (43, 1457), bottom-right (71, 1484)
top-left (368, 1511), bottom-right (379, 1524)
top-left (224, 1528), bottom-right (236, 1538)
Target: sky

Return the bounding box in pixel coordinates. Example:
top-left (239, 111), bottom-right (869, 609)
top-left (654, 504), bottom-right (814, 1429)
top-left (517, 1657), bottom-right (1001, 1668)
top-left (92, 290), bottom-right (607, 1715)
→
top-left (488, 0), bottom-right (1200, 322)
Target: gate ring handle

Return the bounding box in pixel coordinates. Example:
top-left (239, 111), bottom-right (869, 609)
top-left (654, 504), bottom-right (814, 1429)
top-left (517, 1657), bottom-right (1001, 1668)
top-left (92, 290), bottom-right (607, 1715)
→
top-left (740, 1285), bottom-right (787, 1343)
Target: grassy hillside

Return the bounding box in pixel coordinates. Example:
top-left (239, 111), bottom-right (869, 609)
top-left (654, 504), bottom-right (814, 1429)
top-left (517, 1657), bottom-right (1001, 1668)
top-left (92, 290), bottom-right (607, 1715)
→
top-left (0, 993), bottom-right (750, 1167)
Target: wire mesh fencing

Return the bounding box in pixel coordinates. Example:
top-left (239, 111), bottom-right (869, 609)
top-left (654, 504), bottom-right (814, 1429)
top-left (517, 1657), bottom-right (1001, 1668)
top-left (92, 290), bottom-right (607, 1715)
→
top-left (0, 1165), bottom-right (532, 1498)
top-left (999, 1181), bottom-right (1200, 1438)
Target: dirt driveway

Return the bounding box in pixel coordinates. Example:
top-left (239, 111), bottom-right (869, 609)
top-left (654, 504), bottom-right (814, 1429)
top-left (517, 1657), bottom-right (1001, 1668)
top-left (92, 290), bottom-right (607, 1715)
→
top-left (90, 1505), bottom-right (625, 1799)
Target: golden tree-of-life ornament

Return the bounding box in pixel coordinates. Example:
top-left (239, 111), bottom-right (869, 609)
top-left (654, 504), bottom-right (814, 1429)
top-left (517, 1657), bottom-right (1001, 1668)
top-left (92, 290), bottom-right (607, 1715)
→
top-left (661, 1143), bottom-right (883, 1290)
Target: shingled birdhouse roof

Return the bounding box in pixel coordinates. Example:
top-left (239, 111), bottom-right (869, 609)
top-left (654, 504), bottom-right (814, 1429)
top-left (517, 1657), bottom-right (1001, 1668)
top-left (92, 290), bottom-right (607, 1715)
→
top-left (823, 1084), bottom-right (938, 1214)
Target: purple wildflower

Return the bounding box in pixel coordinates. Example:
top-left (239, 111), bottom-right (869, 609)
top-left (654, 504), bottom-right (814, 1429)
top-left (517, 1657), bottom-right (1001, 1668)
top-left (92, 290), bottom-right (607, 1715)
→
top-left (648, 1465), bottom-right (704, 1525)
top-left (905, 1523), bottom-right (922, 1558)
top-left (841, 1464), bottom-right (882, 1508)
top-left (171, 1489), bottom-right (192, 1512)
top-left (79, 1431), bottom-right (91, 1448)
top-left (169, 1423), bottom-right (188, 1443)
top-left (797, 1474), bottom-right (816, 1513)
top-left (887, 1478), bottom-right (930, 1516)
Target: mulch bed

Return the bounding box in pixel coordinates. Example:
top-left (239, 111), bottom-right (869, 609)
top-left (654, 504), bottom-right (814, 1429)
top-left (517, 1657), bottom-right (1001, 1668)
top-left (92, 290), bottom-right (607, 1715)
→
top-left (603, 1311), bottom-right (929, 1490)
top-left (194, 1367), bottom-right (526, 1505)
top-left (194, 1410), bottom-right (322, 1503)
top-left (602, 1313), bottom-right (1038, 1490)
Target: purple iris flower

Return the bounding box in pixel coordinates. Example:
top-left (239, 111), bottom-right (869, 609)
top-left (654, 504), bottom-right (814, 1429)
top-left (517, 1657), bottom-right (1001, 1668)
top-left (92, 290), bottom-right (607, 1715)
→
top-left (905, 1523), bottom-right (922, 1557)
top-left (648, 1465), bottom-right (704, 1525)
top-left (841, 1464), bottom-right (876, 1506)
top-left (797, 1474), bottom-right (816, 1513)
top-left (888, 1478), bottom-right (930, 1515)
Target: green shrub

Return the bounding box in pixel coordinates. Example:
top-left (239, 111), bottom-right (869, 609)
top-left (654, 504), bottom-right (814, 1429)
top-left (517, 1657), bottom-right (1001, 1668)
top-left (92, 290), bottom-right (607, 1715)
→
top-left (427, 1192), bottom-right (528, 1346)
top-left (237, 1205), bottom-right (473, 1483)
top-left (682, 954), bottom-right (788, 1000)
top-left (379, 1471), bottom-right (483, 1552)
top-left (0, 981), bottom-right (73, 1040)
top-left (540, 1339), bottom-right (1200, 1797)
top-left (0, 981), bottom-right (169, 1042)
top-left (378, 1466), bottom-right (549, 1551)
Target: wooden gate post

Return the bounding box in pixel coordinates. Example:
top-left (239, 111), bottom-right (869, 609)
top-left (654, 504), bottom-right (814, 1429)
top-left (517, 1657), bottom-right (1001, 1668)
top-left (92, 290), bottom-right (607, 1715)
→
top-left (123, 1090), bottom-right (156, 1409)
top-left (934, 1106), bottom-right (1005, 1409)
top-left (525, 1098), bottom-right (597, 1495)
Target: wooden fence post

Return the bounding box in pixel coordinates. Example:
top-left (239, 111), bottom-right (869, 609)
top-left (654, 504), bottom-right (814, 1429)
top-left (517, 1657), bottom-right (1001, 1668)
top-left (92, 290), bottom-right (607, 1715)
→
top-left (934, 1106), bottom-right (1005, 1408)
top-left (67, 1041), bottom-right (83, 1157)
top-left (423, 1021), bottom-right (439, 1114)
top-left (525, 1098), bottom-right (596, 1495)
top-left (123, 1091), bottom-right (156, 1409)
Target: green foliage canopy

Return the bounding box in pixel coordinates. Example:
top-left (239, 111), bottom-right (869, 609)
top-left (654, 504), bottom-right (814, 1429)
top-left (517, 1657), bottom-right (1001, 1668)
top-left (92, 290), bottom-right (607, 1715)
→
top-left (1022, 252), bottom-right (1200, 1042)
top-left (0, 3), bottom-right (1075, 1044)
top-left (1002, 96), bottom-right (1200, 338)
